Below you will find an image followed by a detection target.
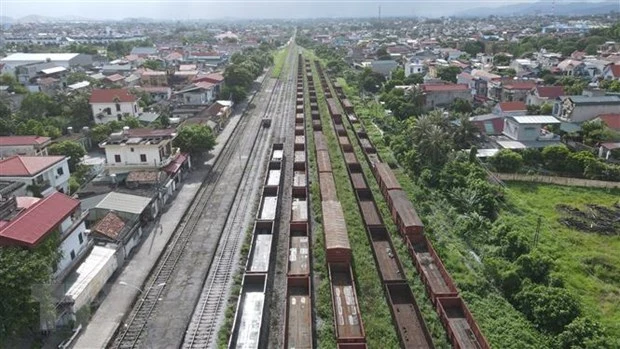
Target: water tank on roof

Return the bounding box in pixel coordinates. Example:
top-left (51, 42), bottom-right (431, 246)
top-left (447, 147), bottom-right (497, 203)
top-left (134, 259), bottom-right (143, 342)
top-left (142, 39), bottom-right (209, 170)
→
top-left (123, 126), bottom-right (130, 131)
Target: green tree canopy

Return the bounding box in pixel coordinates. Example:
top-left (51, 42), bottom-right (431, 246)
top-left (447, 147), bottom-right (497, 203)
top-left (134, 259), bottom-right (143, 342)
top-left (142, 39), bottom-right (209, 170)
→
top-left (515, 283), bottom-right (581, 334)
top-left (48, 141), bottom-right (86, 173)
top-left (437, 66), bottom-right (461, 83)
top-left (173, 124), bottom-right (216, 155)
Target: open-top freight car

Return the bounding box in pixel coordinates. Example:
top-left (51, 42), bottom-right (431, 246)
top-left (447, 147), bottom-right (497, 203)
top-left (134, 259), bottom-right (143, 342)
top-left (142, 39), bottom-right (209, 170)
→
top-left (436, 297), bottom-right (490, 349)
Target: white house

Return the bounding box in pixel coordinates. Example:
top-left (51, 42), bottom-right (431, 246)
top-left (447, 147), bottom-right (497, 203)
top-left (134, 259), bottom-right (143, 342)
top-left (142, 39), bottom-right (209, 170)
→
top-left (404, 59), bottom-right (425, 77)
top-left (554, 96), bottom-right (620, 123)
top-left (0, 155), bottom-right (70, 196)
top-left (89, 89), bottom-right (140, 124)
top-left (99, 128), bottom-right (179, 174)
top-left (176, 82), bottom-right (215, 105)
top-left (0, 192), bottom-right (89, 283)
top-left (0, 135), bottom-right (51, 157)
top-left (503, 115), bottom-right (561, 142)
top-left (603, 64), bottom-right (620, 81)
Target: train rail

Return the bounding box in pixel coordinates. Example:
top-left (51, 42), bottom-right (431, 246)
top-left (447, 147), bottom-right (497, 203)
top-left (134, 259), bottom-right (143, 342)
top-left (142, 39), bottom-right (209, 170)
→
top-left (303, 56), bottom-right (367, 348)
top-left (183, 43), bottom-right (298, 349)
top-left (315, 61), bottom-right (434, 349)
top-left (109, 75), bottom-right (274, 349)
top-left (325, 66), bottom-right (491, 349)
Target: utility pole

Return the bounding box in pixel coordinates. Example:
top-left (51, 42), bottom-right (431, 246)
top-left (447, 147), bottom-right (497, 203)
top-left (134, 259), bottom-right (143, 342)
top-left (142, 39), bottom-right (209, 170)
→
top-left (533, 216), bottom-right (542, 249)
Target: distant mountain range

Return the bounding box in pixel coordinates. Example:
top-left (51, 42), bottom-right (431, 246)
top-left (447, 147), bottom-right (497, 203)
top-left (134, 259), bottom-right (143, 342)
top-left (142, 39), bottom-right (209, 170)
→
top-left (455, 1), bottom-right (619, 17)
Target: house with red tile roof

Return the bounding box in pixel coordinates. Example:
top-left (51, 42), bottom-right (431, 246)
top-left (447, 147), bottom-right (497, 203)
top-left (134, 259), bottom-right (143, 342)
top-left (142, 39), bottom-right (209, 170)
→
top-left (0, 191), bottom-right (90, 281)
top-left (501, 80), bottom-right (537, 102)
top-left (493, 101), bottom-right (527, 117)
top-left (527, 85), bottom-right (565, 106)
top-left (0, 155), bottom-right (70, 196)
top-left (193, 72), bottom-right (225, 95)
top-left (603, 64), bottom-right (620, 81)
top-left (89, 89), bottom-right (140, 124)
top-left (595, 114), bottom-right (620, 131)
top-left (420, 83), bottom-right (472, 110)
top-left (176, 81), bottom-right (216, 105)
top-left (0, 135), bottom-right (51, 157)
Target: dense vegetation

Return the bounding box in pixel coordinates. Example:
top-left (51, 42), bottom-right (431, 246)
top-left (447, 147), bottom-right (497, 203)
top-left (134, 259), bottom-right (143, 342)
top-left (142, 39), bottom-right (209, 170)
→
top-left (173, 124), bottom-right (216, 155)
top-left (0, 233), bottom-right (61, 345)
top-left (221, 43), bottom-right (275, 103)
top-left (297, 33), bottom-right (620, 347)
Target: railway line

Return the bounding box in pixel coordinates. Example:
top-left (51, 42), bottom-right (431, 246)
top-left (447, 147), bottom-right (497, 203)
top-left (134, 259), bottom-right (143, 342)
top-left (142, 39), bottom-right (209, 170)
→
top-left (324, 64), bottom-right (491, 349)
top-left (304, 56), bottom-right (367, 348)
top-left (314, 60), bottom-right (434, 349)
top-left (186, 42), bottom-right (298, 349)
top-left (108, 43), bottom-right (296, 349)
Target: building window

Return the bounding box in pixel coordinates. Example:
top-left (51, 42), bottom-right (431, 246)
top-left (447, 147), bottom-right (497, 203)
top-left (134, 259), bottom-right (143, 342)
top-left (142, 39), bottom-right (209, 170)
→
top-left (115, 103), bottom-right (121, 112)
top-left (115, 154), bottom-right (121, 163)
top-left (130, 147), bottom-right (135, 152)
top-left (70, 250), bottom-right (76, 260)
top-left (140, 154), bottom-right (147, 162)
top-left (57, 167), bottom-right (64, 176)
top-left (78, 232), bottom-right (83, 244)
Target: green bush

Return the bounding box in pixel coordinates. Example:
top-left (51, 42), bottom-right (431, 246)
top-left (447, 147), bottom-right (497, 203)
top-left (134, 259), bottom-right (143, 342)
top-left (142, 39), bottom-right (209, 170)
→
top-left (515, 283), bottom-right (580, 334)
top-left (490, 149), bottom-right (524, 173)
top-left (542, 144), bottom-right (571, 172)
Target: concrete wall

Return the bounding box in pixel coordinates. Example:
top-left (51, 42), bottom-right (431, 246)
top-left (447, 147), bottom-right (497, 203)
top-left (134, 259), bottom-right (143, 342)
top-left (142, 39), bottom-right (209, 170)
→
top-left (56, 220), bottom-right (89, 277)
top-left (91, 101), bottom-right (139, 124)
top-left (424, 90), bottom-right (472, 109)
top-left (104, 141), bottom-right (171, 168)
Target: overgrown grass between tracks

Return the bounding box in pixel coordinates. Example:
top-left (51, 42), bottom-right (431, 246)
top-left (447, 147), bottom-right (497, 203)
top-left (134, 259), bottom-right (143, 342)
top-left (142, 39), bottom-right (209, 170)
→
top-left (337, 77), bottom-right (548, 348)
top-left (303, 65), bottom-right (337, 348)
top-left (323, 79), bottom-right (451, 348)
top-left (272, 47), bottom-right (288, 78)
top-left (311, 62), bottom-right (399, 348)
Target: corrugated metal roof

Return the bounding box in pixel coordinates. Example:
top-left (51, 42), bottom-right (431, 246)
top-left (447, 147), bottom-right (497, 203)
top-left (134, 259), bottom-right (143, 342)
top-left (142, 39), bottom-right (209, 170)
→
top-left (569, 95), bottom-right (620, 105)
top-left (63, 245), bottom-right (117, 308)
top-left (95, 192), bottom-right (151, 215)
top-left (1, 53), bottom-right (79, 62)
top-left (512, 116), bottom-right (560, 124)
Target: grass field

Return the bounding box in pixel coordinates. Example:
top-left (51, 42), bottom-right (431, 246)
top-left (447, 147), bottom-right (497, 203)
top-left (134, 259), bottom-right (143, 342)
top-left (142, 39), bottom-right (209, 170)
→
top-left (271, 47), bottom-right (288, 78)
top-left (503, 182), bottom-right (620, 337)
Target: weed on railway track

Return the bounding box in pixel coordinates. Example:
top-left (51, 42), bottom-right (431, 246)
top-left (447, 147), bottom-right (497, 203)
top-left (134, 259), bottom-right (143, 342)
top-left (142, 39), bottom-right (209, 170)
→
top-left (310, 62), bottom-right (399, 349)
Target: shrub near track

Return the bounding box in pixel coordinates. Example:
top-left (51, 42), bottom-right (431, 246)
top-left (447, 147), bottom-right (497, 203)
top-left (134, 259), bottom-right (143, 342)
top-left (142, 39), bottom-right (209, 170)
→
top-left (310, 61), bottom-right (399, 348)
top-left (336, 77), bottom-right (550, 349)
top-left (329, 93), bottom-right (451, 347)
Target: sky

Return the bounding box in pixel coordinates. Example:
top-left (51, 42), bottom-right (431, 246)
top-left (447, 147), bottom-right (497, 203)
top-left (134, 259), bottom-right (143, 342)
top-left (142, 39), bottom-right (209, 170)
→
top-left (0, 0), bottom-right (609, 20)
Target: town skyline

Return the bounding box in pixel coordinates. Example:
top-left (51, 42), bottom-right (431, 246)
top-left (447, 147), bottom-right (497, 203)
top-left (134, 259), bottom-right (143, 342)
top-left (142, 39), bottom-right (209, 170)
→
top-left (1, 0), bottom-right (618, 21)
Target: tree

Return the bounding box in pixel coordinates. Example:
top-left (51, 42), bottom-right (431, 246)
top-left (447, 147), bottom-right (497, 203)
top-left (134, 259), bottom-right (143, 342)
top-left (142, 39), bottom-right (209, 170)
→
top-left (375, 47), bottom-right (391, 60)
top-left (0, 233), bottom-right (61, 339)
top-left (437, 66), bottom-right (461, 83)
top-left (404, 73), bottom-right (424, 85)
top-left (494, 54), bottom-right (512, 66)
top-left (451, 98), bottom-right (473, 114)
top-left (490, 149), bottom-right (523, 173)
top-left (19, 93), bottom-right (60, 119)
top-left (220, 85), bottom-right (247, 104)
top-left (515, 283), bottom-right (581, 334)
top-left (556, 317), bottom-right (609, 349)
top-left (515, 252), bottom-right (554, 284)
top-left (462, 40), bottom-right (485, 56)
top-left (173, 124), bottom-right (216, 155)
top-left (542, 144), bottom-right (571, 172)
top-left (540, 103), bottom-right (553, 115)
top-left (142, 59), bottom-right (164, 70)
top-left (48, 141), bottom-right (86, 172)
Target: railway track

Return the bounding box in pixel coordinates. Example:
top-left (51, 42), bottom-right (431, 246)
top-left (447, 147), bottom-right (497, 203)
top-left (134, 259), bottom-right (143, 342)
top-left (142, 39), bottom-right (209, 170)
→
top-left (182, 42), bottom-right (298, 349)
top-left (108, 69), bottom-right (278, 349)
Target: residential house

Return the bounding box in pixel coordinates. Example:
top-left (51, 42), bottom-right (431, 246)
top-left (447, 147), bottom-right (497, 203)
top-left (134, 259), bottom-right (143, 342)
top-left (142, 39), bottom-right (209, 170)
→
top-left (420, 84), bottom-right (472, 110)
top-left (99, 128), bottom-right (180, 174)
top-left (368, 60), bottom-right (399, 78)
top-left (141, 70), bottom-right (168, 86)
top-left (0, 135), bottom-right (51, 157)
top-left (404, 58), bottom-right (426, 77)
top-left (557, 59), bottom-right (586, 76)
top-left (193, 72), bottom-right (225, 96)
top-left (603, 64), bottom-right (620, 81)
top-left (101, 64), bottom-right (133, 76)
top-left (185, 51), bottom-right (223, 65)
top-left (501, 80), bottom-right (536, 102)
top-left (502, 115), bottom-right (561, 143)
top-left (136, 86), bottom-right (172, 102)
top-left (177, 81), bottom-right (215, 105)
top-left (595, 113), bottom-right (620, 131)
top-left (90, 88), bottom-right (140, 124)
top-left (526, 85), bottom-right (565, 106)
top-left (0, 192), bottom-right (89, 284)
top-left (0, 155), bottom-right (70, 196)
top-left (470, 113), bottom-right (505, 136)
top-left (510, 59), bottom-right (537, 76)
top-left (91, 211), bottom-right (142, 261)
top-left (130, 47), bottom-right (158, 58)
top-left (103, 74), bottom-right (125, 85)
top-left (554, 95), bottom-right (620, 123)
top-left (493, 101), bottom-right (527, 117)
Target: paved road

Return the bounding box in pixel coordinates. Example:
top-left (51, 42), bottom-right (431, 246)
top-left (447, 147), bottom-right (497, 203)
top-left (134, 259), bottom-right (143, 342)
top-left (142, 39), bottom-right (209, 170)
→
top-left (71, 93), bottom-right (253, 349)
